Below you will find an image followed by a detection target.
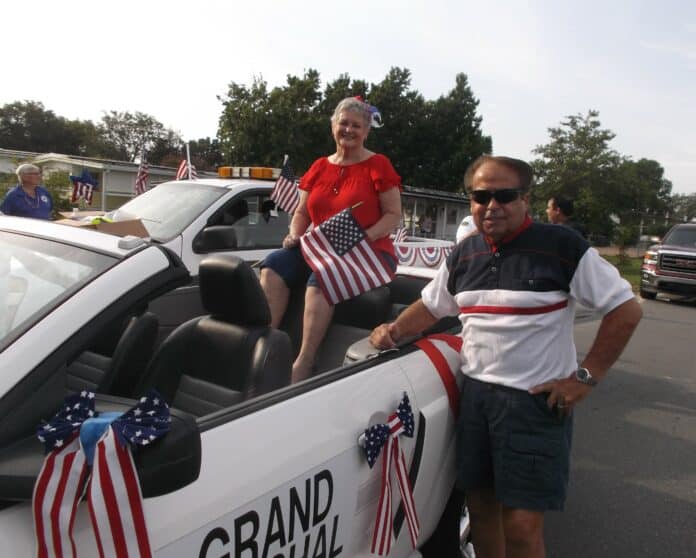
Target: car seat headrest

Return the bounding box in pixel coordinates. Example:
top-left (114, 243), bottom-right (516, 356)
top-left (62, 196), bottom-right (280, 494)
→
top-left (199, 255), bottom-right (271, 326)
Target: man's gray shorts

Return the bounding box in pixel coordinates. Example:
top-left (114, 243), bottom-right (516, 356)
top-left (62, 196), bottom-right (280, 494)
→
top-left (456, 375), bottom-right (573, 511)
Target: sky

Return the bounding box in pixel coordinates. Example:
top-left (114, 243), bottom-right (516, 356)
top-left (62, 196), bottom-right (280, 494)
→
top-left (4, 0), bottom-right (696, 194)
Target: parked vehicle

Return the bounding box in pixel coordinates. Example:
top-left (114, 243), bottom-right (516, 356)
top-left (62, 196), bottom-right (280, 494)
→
top-left (640, 223), bottom-right (696, 300)
top-left (0, 215), bottom-right (467, 557)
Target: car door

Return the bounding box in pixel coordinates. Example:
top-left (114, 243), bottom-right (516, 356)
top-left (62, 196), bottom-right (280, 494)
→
top-left (181, 189), bottom-right (291, 275)
top-left (144, 357), bottom-right (422, 557)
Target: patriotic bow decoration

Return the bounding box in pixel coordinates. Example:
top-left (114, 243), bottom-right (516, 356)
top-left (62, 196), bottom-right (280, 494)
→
top-left (362, 393), bottom-right (419, 555)
top-left (33, 390), bottom-right (170, 558)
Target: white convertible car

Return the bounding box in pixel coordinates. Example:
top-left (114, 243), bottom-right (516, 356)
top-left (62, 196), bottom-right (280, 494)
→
top-left (0, 216), bottom-right (468, 557)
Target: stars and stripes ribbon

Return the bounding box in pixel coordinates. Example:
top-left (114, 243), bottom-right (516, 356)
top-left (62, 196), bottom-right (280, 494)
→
top-left (33, 390), bottom-right (170, 558)
top-left (300, 207), bottom-right (396, 305)
top-left (363, 393), bottom-right (419, 556)
top-left (270, 157), bottom-right (300, 214)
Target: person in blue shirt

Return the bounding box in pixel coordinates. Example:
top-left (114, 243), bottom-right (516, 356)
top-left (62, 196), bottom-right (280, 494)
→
top-left (1, 163), bottom-right (53, 220)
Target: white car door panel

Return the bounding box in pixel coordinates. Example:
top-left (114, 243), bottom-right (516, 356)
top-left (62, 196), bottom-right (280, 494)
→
top-left (146, 360), bottom-right (424, 557)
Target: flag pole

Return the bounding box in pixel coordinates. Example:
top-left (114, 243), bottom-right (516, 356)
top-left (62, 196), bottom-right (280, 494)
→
top-left (185, 143), bottom-right (192, 180)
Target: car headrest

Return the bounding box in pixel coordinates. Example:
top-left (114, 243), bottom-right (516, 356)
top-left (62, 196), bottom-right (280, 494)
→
top-left (199, 255), bottom-right (271, 326)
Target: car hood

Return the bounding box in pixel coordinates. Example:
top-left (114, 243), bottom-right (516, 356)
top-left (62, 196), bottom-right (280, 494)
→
top-left (658, 243), bottom-right (696, 254)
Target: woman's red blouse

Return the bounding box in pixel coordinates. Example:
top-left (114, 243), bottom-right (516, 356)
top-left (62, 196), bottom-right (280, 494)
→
top-left (299, 154), bottom-right (402, 256)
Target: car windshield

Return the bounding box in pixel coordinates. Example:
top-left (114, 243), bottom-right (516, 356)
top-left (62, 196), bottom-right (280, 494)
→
top-left (112, 182), bottom-right (227, 242)
top-left (663, 227), bottom-right (696, 247)
top-left (0, 232), bottom-right (116, 351)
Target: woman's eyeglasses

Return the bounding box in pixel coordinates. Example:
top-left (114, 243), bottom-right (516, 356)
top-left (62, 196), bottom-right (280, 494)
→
top-left (471, 188), bottom-right (522, 205)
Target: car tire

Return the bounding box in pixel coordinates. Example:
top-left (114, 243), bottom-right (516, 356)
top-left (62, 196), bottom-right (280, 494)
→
top-left (640, 288), bottom-right (657, 300)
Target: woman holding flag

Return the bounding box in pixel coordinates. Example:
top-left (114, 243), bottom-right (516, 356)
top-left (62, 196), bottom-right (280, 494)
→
top-left (261, 97), bottom-right (402, 383)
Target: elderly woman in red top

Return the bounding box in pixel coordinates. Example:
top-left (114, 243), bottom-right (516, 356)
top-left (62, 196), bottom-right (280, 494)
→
top-left (260, 97), bottom-right (402, 382)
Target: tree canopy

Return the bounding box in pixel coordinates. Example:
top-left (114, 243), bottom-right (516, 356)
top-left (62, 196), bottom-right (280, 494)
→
top-left (217, 67), bottom-right (491, 190)
top-left (532, 110), bottom-right (674, 241)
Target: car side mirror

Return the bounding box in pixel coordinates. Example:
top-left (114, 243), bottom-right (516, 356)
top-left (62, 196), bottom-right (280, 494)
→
top-left (194, 226), bottom-right (238, 253)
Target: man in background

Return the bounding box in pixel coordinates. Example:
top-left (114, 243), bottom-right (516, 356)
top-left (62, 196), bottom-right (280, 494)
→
top-left (1, 164), bottom-right (53, 220)
top-left (546, 195), bottom-right (585, 237)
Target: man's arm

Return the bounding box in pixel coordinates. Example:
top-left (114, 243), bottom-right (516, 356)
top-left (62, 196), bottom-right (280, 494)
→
top-left (370, 300), bottom-right (439, 349)
top-left (530, 297), bottom-right (643, 412)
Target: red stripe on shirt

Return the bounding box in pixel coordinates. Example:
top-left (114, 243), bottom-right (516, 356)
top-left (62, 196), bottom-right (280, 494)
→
top-left (459, 300), bottom-right (568, 315)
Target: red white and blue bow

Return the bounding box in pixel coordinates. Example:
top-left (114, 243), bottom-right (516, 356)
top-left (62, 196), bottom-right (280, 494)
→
top-left (362, 393), bottom-right (419, 555)
top-left (33, 390), bottom-right (170, 558)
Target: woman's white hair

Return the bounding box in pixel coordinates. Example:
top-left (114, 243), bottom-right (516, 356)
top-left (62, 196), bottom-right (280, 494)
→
top-left (331, 97), bottom-right (372, 126)
top-left (16, 163), bottom-right (41, 180)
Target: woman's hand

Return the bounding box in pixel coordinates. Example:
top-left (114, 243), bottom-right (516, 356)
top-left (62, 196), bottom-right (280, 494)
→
top-left (282, 233), bottom-right (300, 249)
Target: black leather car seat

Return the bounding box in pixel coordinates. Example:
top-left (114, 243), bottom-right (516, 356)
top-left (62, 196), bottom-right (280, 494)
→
top-left (138, 255), bottom-right (292, 417)
top-left (65, 312), bottom-right (159, 396)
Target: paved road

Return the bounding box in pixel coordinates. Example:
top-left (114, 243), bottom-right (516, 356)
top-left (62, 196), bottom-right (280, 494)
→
top-left (545, 296), bottom-right (696, 557)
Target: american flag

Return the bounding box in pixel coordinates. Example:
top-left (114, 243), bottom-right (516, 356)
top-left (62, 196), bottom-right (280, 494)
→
top-left (393, 227), bottom-right (408, 243)
top-left (69, 170), bottom-right (98, 205)
top-left (300, 208), bottom-right (395, 305)
top-left (270, 158), bottom-right (300, 214)
top-left (175, 159), bottom-right (197, 180)
top-left (134, 160), bottom-right (149, 195)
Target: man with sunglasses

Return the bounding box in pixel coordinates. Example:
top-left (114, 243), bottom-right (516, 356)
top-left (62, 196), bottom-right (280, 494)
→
top-left (370, 155), bottom-right (642, 557)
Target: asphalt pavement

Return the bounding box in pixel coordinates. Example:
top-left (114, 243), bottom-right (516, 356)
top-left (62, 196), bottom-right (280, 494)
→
top-left (545, 296), bottom-right (696, 557)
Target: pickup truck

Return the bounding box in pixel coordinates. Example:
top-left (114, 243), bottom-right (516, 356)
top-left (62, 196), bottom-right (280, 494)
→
top-left (104, 170), bottom-right (454, 277)
top-left (640, 223), bottom-right (696, 300)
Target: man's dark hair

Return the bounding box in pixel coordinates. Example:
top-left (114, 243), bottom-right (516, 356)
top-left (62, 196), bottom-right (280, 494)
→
top-left (550, 196), bottom-right (574, 217)
top-left (463, 155), bottom-right (535, 193)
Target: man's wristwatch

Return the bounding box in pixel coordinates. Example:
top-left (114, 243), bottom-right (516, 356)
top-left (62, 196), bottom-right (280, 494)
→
top-left (574, 367), bottom-right (598, 386)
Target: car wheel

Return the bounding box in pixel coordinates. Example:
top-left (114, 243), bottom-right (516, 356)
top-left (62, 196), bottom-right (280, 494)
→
top-left (640, 288), bottom-right (657, 300)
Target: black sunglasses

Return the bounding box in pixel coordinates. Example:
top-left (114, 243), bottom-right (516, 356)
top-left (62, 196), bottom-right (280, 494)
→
top-left (471, 188), bottom-right (522, 205)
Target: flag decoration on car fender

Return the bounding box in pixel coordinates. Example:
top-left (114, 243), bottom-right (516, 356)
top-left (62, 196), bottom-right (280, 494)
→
top-left (69, 170), bottom-right (99, 205)
top-left (33, 390), bottom-right (170, 558)
top-left (362, 392), bottom-right (419, 555)
top-left (300, 207), bottom-right (395, 305)
top-left (271, 155), bottom-right (300, 214)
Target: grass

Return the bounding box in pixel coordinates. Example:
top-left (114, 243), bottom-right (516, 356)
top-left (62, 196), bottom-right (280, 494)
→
top-left (603, 255), bottom-right (643, 291)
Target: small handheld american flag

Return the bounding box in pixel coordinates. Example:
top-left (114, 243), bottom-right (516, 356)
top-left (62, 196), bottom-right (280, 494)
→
top-left (271, 156), bottom-right (300, 214)
top-left (300, 207), bottom-right (395, 305)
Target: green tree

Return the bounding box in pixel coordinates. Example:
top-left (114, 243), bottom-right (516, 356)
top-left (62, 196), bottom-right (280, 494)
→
top-left (217, 68), bottom-right (490, 188)
top-left (532, 111), bottom-right (624, 239)
top-left (670, 193), bottom-right (696, 224)
top-left (99, 111), bottom-right (175, 162)
top-left (417, 73), bottom-right (492, 190)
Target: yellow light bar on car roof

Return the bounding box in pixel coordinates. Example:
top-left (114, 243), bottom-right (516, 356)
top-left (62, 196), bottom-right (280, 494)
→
top-left (217, 166), bottom-right (279, 179)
